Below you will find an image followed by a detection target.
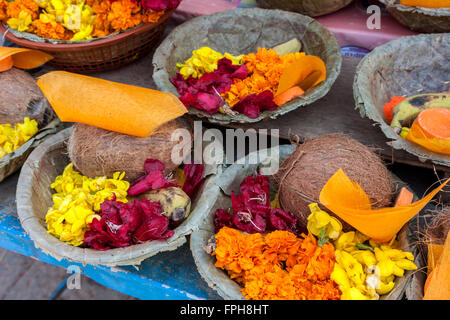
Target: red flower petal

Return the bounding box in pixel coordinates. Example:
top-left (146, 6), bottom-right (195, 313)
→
top-left (182, 164), bottom-right (205, 198)
top-left (170, 57), bottom-right (248, 114)
top-left (144, 158), bottom-right (166, 174)
top-left (233, 90), bottom-right (278, 118)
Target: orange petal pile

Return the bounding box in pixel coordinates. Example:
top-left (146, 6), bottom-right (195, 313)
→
top-left (214, 227), bottom-right (341, 300)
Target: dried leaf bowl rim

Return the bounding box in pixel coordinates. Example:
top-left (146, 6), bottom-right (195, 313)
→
top-left (378, 0), bottom-right (450, 16)
top-left (16, 127), bottom-right (222, 267)
top-left (152, 8), bottom-right (342, 125)
top-left (255, 0), bottom-right (355, 17)
top-left (353, 33), bottom-right (450, 168)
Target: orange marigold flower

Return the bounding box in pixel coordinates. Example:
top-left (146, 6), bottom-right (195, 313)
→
top-left (6, 0), bottom-right (39, 20)
top-left (88, 0), bottom-right (164, 38)
top-left (0, 0), bottom-right (7, 22)
top-left (31, 19), bottom-right (73, 41)
top-left (213, 227), bottom-right (342, 300)
top-left (142, 10), bottom-right (165, 23)
top-left (222, 48), bottom-right (306, 107)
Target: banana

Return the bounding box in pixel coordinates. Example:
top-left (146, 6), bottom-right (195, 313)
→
top-left (136, 187), bottom-right (191, 225)
top-left (390, 93), bottom-right (450, 132)
top-left (273, 38), bottom-right (301, 56)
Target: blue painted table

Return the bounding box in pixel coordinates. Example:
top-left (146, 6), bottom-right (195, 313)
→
top-left (0, 172), bottom-right (222, 300)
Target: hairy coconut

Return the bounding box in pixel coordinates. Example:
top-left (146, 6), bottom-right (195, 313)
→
top-left (0, 68), bottom-right (48, 125)
top-left (68, 120), bottom-right (192, 181)
top-left (274, 133), bottom-right (394, 229)
top-left (425, 206), bottom-right (450, 245)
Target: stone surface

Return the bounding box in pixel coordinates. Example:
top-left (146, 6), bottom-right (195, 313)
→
top-left (0, 248), bottom-right (135, 300)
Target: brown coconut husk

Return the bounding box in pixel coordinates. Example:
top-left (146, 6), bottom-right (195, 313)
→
top-left (0, 68), bottom-right (49, 126)
top-left (274, 133), bottom-right (394, 230)
top-left (67, 119), bottom-right (193, 182)
top-left (424, 206), bottom-right (450, 246)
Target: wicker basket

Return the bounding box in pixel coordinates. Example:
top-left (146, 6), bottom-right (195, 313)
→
top-left (379, 0), bottom-right (450, 33)
top-left (16, 127), bottom-right (222, 267)
top-left (353, 33), bottom-right (450, 168)
top-left (0, 9), bottom-right (176, 73)
top-left (190, 144), bottom-right (422, 300)
top-left (153, 8), bottom-right (342, 125)
top-left (256, 0), bottom-right (354, 17)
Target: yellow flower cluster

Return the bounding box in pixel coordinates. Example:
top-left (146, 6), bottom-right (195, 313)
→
top-left (331, 231), bottom-right (418, 300)
top-left (45, 163), bottom-right (129, 246)
top-left (35, 0), bottom-right (96, 41)
top-left (307, 203), bottom-right (342, 242)
top-left (0, 117), bottom-right (38, 158)
top-left (5, 0), bottom-right (39, 32)
top-left (176, 47), bottom-right (243, 79)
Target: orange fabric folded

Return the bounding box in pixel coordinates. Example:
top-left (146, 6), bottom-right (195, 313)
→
top-left (276, 55), bottom-right (326, 96)
top-left (319, 169), bottom-right (450, 242)
top-left (37, 71), bottom-right (188, 137)
top-left (424, 231), bottom-right (450, 300)
top-left (0, 47), bottom-right (53, 71)
top-left (400, 0), bottom-right (450, 8)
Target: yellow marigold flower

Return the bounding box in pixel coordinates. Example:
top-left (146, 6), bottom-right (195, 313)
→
top-left (307, 203), bottom-right (342, 241)
top-left (45, 163), bottom-right (129, 246)
top-left (177, 47), bottom-right (243, 79)
top-left (0, 118), bottom-right (38, 158)
top-left (7, 10), bottom-right (33, 31)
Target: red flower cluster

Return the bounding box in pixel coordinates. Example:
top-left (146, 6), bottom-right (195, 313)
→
top-left (182, 164), bottom-right (204, 198)
top-left (110, 0), bottom-right (181, 11)
top-left (233, 90), bottom-right (278, 119)
top-left (214, 174), bottom-right (301, 235)
top-left (170, 58), bottom-right (248, 114)
top-left (84, 197), bottom-right (174, 250)
top-left (127, 159), bottom-right (178, 196)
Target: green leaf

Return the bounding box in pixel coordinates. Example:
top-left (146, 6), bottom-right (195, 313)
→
top-left (356, 243), bottom-right (374, 252)
top-left (318, 228), bottom-right (329, 247)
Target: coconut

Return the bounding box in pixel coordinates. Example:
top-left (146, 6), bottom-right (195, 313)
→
top-left (425, 206), bottom-right (450, 245)
top-left (274, 133), bottom-right (394, 229)
top-left (0, 68), bottom-right (48, 125)
top-left (67, 119), bottom-right (193, 181)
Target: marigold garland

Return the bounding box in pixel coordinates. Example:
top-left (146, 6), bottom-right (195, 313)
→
top-left (213, 227), bottom-right (342, 300)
